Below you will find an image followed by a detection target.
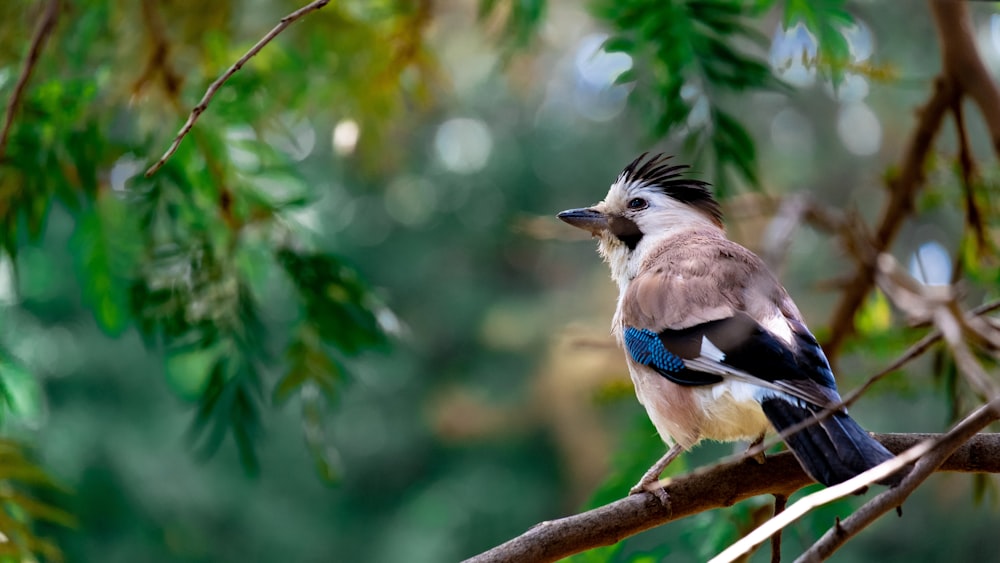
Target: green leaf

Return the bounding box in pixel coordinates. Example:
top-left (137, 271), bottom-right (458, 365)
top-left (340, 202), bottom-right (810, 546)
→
top-left (602, 36), bottom-right (634, 53)
top-left (0, 438), bottom-right (72, 561)
top-left (69, 192), bottom-right (141, 336)
top-left (613, 68), bottom-right (638, 85)
top-left (274, 325), bottom-right (342, 405)
top-left (164, 344), bottom-right (222, 400)
top-left (189, 351), bottom-right (264, 475)
top-left (0, 491), bottom-right (76, 528)
top-left (478, 0), bottom-right (548, 50)
top-left (0, 356), bottom-right (44, 427)
top-left (277, 249), bottom-right (388, 356)
top-left (595, 0), bottom-right (775, 189)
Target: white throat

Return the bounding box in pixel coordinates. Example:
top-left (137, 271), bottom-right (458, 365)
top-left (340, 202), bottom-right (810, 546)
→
top-left (600, 207), bottom-right (720, 293)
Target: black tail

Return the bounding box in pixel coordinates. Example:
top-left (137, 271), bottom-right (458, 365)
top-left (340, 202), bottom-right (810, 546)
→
top-left (761, 398), bottom-right (905, 487)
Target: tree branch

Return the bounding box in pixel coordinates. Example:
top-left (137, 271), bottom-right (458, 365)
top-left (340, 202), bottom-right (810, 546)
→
top-left (463, 433), bottom-right (1000, 563)
top-left (0, 0), bottom-right (60, 162)
top-left (798, 400), bottom-right (1000, 561)
top-left (931, 0), bottom-right (1000, 157)
top-left (788, 251), bottom-right (1000, 561)
top-left (822, 76), bottom-right (955, 360)
top-left (466, 294), bottom-right (1000, 563)
top-left (144, 0), bottom-right (331, 177)
top-left (716, 391), bottom-right (1000, 563)
top-left (741, 296), bottom-right (1000, 465)
top-left (822, 0), bottom-right (1000, 360)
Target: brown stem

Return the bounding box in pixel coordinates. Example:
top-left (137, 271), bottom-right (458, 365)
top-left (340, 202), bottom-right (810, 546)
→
top-left (132, 0), bottom-right (184, 100)
top-left (951, 97), bottom-right (986, 251)
top-left (144, 0), bottom-right (332, 177)
top-left (771, 495), bottom-right (787, 563)
top-left (931, 0), bottom-right (1000, 158)
top-left (822, 77), bottom-right (955, 360)
top-left (798, 400), bottom-right (1000, 561)
top-left (824, 0), bottom-right (1000, 360)
top-left (463, 433), bottom-right (1000, 563)
top-left (0, 0), bottom-right (60, 162)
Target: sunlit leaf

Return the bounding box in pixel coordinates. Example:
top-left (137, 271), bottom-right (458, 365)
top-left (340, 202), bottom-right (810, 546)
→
top-left (164, 344), bottom-right (222, 400)
top-left (0, 355), bottom-right (44, 428)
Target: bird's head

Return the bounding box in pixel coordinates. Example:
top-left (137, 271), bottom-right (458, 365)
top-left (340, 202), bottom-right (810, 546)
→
top-left (557, 153), bottom-right (723, 285)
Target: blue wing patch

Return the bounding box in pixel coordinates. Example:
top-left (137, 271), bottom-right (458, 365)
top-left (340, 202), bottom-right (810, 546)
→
top-left (624, 326), bottom-right (685, 373)
top-left (624, 326), bottom-right (725, 386)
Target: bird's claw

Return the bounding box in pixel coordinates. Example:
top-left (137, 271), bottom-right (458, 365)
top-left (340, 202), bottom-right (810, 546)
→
top-left (629, 479), bottom-right (671, 508)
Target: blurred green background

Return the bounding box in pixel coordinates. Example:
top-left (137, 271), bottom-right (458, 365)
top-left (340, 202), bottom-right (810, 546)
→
top-left (0, 0), bottom-right (999, 561)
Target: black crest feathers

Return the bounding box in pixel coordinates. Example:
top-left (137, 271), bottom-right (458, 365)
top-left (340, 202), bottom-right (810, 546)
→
top-left (620, 153), bottom-right (723, 225)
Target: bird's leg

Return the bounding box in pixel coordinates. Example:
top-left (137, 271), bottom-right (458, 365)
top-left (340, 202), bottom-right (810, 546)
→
top-left (747, 433), bottom-right (767, 464)
top-left (629, 443), bottom-right (684, 505)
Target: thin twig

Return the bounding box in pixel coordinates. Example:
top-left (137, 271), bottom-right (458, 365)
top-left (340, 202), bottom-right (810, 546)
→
top-left (825, 0), bottom-right (1000, 360)
top-left (0, 0), bottom-right (60, 162)
top-left (930, 0), bottom-right (1000, 157)
top-left (771, 495), bottom-right (787, 563)
top-left (822, 76), bottom-right (955, 361)
top-left (144, 0), bottom-right (331, 177)
top-left (463, 433), bottom-right (1000, 563)
top-left (713, 396), bottom-right (1000, 563)
top-left (738, 296), bottom-right (1000, 466)
top-left (797, 397), bottom-right (1000, 561)
top-left (951, 96), bottom-right (987, 251)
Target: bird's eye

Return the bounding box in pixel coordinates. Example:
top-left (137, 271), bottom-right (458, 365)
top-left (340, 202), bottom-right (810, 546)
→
top-left (627, 198), bottom-right (647, 210)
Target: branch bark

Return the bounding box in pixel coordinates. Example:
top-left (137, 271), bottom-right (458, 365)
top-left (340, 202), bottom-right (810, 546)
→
top-left (823, 0), bottom-right (1000, 360)
top-left (798, 400), bottom-right (1000, 561)
top-left (0, 0), bottom-right (60, 162)
top-left (822, 77), bottom-right (954, 360)
top-left (144, 0), bottom-right (331, 177)
top-left (463, 433), bottom-right (1000, 563)
top-left (931, 0), bottom-right (1000, 157)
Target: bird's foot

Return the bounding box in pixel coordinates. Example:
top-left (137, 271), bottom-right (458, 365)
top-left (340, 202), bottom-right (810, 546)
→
top-left (629, 476), bottom-right (671, 507)
top-left (628, 443), bottom-right (683, 507)
top-left (747, 434), bottom-right (767, 465)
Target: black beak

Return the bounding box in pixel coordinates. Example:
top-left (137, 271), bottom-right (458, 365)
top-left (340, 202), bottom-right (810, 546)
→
top-left (557, 208), bottom-right (609, 235)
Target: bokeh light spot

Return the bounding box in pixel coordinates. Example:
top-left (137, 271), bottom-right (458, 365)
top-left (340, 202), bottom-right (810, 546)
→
top-left (770, 23), bottom-right (818, 87)
top-left (434, 118), bottom-right (493, 174)
top-left (770, 108), bottom-right (815, 156)
top-left (843, 21), bottom-right (874, 62)
top-left (574, 34), bottom-right (632, 89)
top-left (0, 252), bottom-right (17, 304)
top-left (332, 119), bottom-right (360, 156)
top-left (837, 102), bottom-right (881, 156)
top-left (109, 155), bottom-right (142, 193)
top-left (909, 240), bottom-right (952, 286)
top-left (384, 175), bottom-right (438, 227)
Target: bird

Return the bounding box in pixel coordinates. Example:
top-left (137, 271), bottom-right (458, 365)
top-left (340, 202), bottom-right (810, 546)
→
top-left (557, 152), bottom-right (902, 498)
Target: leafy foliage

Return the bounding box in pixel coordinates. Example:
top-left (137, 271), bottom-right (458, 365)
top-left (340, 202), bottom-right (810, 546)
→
top-left (593, 0), bottom-right (858, 193)
top-left (0, 442), bottom-right (73, 562)
top-left (782, 0), bottom-right (855, 82)
top-left (0, 0), bottom-right (998, 561)
top-left (0, 0), bottom-right (410, 482)
top-left (595, 0), bottom-right (781, 192)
